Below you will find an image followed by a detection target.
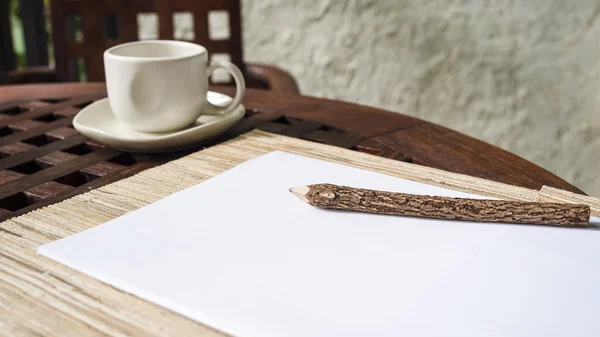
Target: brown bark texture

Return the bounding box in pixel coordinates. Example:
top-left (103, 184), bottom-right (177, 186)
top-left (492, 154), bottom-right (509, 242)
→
top-left (302, 184), bottom-right (590, 227)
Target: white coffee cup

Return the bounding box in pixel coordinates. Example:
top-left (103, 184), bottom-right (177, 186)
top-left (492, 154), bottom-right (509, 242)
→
top-left (104, 40), bottom-right (245, 133)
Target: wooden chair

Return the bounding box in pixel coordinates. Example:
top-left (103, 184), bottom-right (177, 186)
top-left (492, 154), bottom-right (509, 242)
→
top-left (0, 0), bottom-right (299, 93)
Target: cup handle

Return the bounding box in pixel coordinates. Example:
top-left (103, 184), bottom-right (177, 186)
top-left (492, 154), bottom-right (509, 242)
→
top-left (204, 60), bottom-right (246, 115)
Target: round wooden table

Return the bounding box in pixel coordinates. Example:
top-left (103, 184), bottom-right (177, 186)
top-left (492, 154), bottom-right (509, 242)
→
top-left (0, 83), bottom-right (581, 221)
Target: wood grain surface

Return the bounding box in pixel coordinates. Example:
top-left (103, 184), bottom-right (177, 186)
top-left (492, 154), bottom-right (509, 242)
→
top-left (0, 83), bottom-right (583, 195)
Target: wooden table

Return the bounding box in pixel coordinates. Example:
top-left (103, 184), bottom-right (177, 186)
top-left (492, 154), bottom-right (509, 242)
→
top-left (0, 82), bottom-right (582, 222)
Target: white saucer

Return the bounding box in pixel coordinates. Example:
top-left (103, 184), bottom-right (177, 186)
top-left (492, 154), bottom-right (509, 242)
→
top-left (73, 91), bottom-right (245, 153)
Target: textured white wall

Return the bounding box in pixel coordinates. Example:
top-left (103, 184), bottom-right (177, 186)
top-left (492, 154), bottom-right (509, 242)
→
top-left (241, 0), bottom-right (600, 196)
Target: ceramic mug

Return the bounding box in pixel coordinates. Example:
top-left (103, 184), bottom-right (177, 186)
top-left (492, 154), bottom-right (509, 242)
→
top-left (104, 40), bottom-right (245, 133)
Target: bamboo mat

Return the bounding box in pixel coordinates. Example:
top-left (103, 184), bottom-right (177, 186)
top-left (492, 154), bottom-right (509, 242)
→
top-left (0, 130), bottom-right (596, 337)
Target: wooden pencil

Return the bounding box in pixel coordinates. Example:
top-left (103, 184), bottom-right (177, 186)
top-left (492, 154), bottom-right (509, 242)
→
top-left (289, 184), bottom-right (590, 227)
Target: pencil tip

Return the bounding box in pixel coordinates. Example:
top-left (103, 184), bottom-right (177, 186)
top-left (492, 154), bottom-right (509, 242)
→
top-left (289, 185), bottom-right (310, 202)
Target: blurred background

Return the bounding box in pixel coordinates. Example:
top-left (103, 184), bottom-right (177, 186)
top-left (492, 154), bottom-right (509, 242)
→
top-left (240, 0), bottom-right (599, 196)
top-left (6, 0), bottom-right (599, 195)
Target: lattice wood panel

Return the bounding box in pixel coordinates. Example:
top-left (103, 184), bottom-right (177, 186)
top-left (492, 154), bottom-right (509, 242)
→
top-left (0, 95), bottom-right (395, 222)
top-left (50, 0), bottom-right (244, 82)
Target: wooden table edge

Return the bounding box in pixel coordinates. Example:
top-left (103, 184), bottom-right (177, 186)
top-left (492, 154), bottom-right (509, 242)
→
top-left (0, 83), bottom-right (583, 196)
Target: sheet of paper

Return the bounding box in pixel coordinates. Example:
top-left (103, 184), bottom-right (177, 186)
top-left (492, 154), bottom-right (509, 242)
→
top-left (39, 151), bottom-right (600, 337)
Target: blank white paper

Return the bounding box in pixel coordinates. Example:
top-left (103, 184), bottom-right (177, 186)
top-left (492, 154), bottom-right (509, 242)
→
top-left (39, 151), bottom-right (600, 337)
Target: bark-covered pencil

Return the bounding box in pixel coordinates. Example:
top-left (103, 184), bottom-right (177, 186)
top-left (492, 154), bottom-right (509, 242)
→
top-left (289, 184), bottom-right (590, 227)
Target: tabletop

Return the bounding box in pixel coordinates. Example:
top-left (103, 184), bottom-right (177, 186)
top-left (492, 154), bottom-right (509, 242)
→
top-left (0, 82), bottom-right (582, 222)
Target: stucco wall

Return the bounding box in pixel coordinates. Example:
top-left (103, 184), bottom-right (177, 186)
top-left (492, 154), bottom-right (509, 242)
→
top-left (241, 0), bottom-right (600, 196)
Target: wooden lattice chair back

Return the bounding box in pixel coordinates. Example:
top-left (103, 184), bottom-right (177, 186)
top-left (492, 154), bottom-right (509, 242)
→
top-left (50, 0), bottom-right (243, 83)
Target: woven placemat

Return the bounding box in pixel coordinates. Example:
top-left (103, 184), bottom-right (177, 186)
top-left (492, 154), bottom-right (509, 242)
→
top-left (0, 130), bottom-right (596, 337)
